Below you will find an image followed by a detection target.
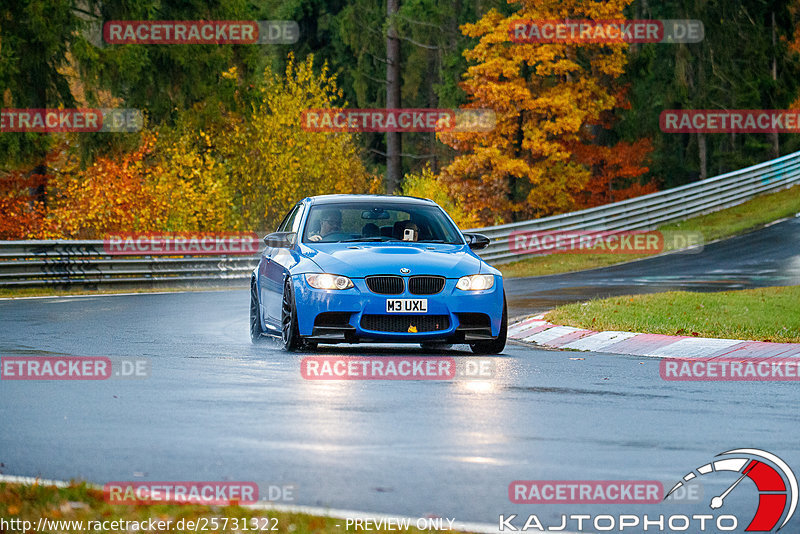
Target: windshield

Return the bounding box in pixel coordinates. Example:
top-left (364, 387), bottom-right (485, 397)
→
top-left (302, 203), bottom-right (464, 244)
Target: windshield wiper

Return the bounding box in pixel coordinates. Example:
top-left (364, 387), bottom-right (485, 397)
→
top-left (342, 237), bottom-right (397, 242)
top-left (342, 237), bottom-right (456, 244)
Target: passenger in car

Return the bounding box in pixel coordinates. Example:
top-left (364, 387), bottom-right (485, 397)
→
top-left (393, 220), bottom-right (419, 241)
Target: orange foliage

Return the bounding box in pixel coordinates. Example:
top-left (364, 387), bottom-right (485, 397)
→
top-left (569, 138), bottom-right (658, 208)
top-left (0, 170), bottom-right (48, 239)
top-left (1, 134), bottom-right (237, 240)
top-left (438, 0), bottom-right (655, 224)
top-left (43, 135), bottom-right (167, 238)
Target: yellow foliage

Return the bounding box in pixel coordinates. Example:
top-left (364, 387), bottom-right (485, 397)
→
top-left (41, 134), bottom-right (236, 238)
top-left (399, 166), bottom-right (481, 229)
top-left (173, 53), bottom-right (378, 231)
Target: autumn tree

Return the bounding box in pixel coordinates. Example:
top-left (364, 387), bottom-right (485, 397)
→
top-left (41, 136), bottom-right (166, 239)
top-left (196, 55), bottom-right (378, 231)
top-left (2, 54), bottom-right (377, 239)
top-left (0, 170), bottom-right (48, 239)
top-left (400, 165), bottom-right (480, 228)
top-left (264, 0), bottom-right (510, 185)
top-left (41, 135), bottom-right (235, 238)
top-left (143, 54), bottom-right (378, 234)
top-left (569, 138), bottom-right (656, 209)
top-left (568, 88), bottom-right (656, 209)
top-left (438, 0), bottom-right (642, 224)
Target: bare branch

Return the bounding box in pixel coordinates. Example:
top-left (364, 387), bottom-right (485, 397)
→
top-left (394, 14), bottom-right (444, 30)
top-left (398, 35), bottom-right (439, 50)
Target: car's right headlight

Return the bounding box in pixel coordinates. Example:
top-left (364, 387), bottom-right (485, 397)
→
top-left (304, 273), bottom-right (354, 290)
top-left (456, 274), bottom-right (494, 291)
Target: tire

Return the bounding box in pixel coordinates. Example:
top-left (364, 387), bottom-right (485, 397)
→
top-left (250, 277), bottom-right (266, 343)
top-left (470, 294), bottom-right (507, 355)
top-left (280, 278), bottom-right (302, 352)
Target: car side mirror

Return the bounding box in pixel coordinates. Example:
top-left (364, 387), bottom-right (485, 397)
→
top-left (464, 233), bottom-right (490, 250)
top-left (264, 232), bottom-right (297, 249)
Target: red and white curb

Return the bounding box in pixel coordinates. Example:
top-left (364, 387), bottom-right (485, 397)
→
top-left (509, 315), bottom-right (800, 358)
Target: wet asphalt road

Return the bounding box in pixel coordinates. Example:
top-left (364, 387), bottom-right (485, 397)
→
top-left (1, 220), bottom-right (799, 530)
top-left (505, 216), bottom-right (800, 316)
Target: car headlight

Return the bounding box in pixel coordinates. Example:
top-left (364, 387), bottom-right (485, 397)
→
top-left (456, 274), bottom-right (494, 291)
top-left (304, 273), bottom-right (354, 290)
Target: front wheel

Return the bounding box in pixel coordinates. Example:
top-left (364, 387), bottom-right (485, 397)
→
top-left (470, 295), bottom-right (507, 355)
top-left (280, 278), bottom-right (302, 352)
top-left (250, 278), bottom-right (266, 344)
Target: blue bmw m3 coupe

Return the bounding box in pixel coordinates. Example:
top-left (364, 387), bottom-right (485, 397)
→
top-left (250, 194), bottom-right (506, 353)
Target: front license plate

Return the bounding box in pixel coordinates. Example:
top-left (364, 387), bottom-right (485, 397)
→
top-left (386, 299), bottom-right (428, 313)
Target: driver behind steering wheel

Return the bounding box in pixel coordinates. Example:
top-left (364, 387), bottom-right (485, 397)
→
top-left (308, 208), bottom-right (342, 242)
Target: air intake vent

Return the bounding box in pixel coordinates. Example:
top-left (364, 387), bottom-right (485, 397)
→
top-left (455, 313), bottom-right (491, 330)
top-left (360, 315), bottom-right (450, 333)
top-left (313, 312), bottom-right (353, 328)
top-left (365, 275), bottom-right (404, 294)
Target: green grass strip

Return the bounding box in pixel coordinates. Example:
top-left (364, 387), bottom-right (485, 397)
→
top-left (0, 481), bottom-right (469, 534)
top-left (544, 286), bottom-right (800, 343)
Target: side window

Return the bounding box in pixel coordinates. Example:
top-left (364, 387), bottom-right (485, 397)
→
top-left (277, 205), bottom-right (302, 233)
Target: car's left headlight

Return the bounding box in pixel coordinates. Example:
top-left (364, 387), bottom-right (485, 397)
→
top-left (456, 274), bottom-right (494, 291)
top-left (304, 273), bottom-right (354, 290)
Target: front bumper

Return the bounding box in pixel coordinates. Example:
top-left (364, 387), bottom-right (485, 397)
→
top-left (293, 275), bottom-right (504, 344)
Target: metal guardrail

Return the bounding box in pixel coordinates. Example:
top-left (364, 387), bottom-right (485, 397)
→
top-left (0, 241), bottom-right (257, 289)
top-left (470, 149), bottom-right (800, 263)
top-left (1, 150), bottom-right (799, 288)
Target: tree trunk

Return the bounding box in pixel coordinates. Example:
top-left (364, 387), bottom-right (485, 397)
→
top-left (385, 0), bottom-right (401, 193)
top-left (428, 44), bottom-right (439, 174)
top-left (698, 132), bottom-right (707, 180)
top-left (770, 11), bottom-right (780, 158)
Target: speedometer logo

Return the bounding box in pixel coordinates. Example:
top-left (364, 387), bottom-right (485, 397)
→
top-left (666, 449), bottom-right (798, 531)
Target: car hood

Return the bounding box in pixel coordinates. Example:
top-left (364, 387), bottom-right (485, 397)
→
top-left (300, 243), bottom-right (485, 278)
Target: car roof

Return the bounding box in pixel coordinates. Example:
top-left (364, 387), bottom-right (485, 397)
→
top-left (304, 194), bottom-right (436, 206)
